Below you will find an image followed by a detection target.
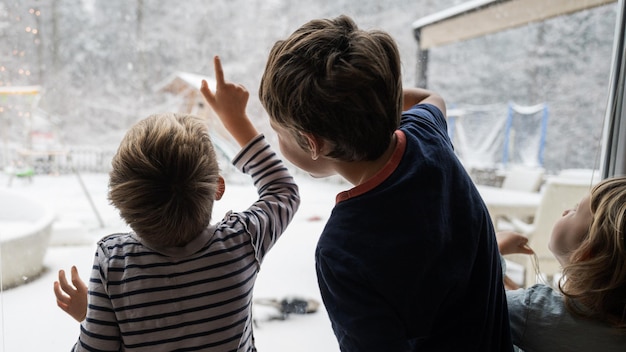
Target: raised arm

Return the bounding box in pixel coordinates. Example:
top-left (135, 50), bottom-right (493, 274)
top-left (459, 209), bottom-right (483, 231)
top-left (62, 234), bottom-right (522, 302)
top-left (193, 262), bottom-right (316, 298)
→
top-left (403, 87), bottom-right (446, 116)
top-left (200, 56), bottom-right (259, 147)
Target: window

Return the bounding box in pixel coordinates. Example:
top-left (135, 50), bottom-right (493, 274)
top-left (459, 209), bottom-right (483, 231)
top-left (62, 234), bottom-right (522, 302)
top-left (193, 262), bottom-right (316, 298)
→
top-left (0, 1), bottom-right (623, 351)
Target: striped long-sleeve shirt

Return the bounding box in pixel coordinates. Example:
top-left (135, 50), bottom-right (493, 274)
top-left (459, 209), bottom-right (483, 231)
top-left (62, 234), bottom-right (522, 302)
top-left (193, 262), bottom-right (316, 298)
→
top-left (73, 134), bottom-right (300, 351)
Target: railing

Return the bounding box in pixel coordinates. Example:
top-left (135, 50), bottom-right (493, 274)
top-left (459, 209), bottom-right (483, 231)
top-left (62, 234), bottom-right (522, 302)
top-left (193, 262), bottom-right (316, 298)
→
top-left (1, 145), bottom-right (349, 187)
top-left (1, 144), bottom-right (241, 179)
top-left (2, 146), bottom-right (116, 175)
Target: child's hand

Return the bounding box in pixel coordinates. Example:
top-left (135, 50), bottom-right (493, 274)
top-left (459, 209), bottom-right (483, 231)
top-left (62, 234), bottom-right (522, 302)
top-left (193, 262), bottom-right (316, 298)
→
top-left (503, 275), bottom-right (521, 290)
top-left (53, 266), bottom-right (88, 322)
top-left (200, 55), bottom-right (258, 147)
top-left (496, 231), bottom-right (534, 256)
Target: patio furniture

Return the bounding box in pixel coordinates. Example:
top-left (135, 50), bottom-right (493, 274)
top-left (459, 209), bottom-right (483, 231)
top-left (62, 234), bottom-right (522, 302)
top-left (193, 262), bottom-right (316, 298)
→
top-left (476, 185), bottom-right (542, 229)
top-left (505, 174), bottom-right (598, 287)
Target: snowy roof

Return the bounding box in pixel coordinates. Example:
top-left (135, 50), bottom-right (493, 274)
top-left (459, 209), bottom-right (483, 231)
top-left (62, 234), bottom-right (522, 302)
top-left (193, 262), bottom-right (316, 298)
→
top-left (412, 0), bottom-right (498, 30)
top-left (412, 0), bottom-right (617, 49)
top-left (154, 71), bottom-right (216, 93)
top-left (175, 71), bottom-right (216, 90)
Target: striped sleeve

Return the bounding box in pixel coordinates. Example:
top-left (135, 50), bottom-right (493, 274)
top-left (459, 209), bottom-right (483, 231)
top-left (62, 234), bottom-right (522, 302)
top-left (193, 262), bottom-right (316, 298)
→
top-left (73, 245), bottom-right (121, 351)
top-left (231, 134), bottom-right (300, 265)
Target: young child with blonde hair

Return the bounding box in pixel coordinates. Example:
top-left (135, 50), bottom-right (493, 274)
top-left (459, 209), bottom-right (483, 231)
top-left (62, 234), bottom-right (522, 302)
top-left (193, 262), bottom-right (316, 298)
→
top-left (498, 176), bottom-right (626, 351)
top-left (53, 56), bottom-right (300, 351)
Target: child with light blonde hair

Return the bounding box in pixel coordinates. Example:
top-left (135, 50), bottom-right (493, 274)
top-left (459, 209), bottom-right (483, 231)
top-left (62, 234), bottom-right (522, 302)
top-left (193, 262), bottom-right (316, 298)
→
top-left (498, 175), bottom-right (626, 351)
top-left (53, 56), bottom-right (300, 351)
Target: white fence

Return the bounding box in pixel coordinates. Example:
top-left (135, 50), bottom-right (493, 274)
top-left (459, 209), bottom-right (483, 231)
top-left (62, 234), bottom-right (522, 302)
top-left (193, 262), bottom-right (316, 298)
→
top-left (2, 146), bottom-right (116, 175)
top-left (1, 144), bottom-right (242, 179)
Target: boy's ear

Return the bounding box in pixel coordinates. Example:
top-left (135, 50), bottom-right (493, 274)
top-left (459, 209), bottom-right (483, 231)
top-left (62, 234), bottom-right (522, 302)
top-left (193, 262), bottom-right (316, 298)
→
top-left (215, 175), bottom-right (225, 200)
top-left (302, 132), bottom-right (324, 160)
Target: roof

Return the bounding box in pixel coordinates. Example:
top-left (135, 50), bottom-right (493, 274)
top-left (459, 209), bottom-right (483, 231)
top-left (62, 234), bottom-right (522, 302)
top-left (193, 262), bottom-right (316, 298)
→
top-left (412, 0), bottom-right (617, 49)
top-left (173, 71), bottom-right (217, 91)
top-left (153, 71), bottom-right (216, 93)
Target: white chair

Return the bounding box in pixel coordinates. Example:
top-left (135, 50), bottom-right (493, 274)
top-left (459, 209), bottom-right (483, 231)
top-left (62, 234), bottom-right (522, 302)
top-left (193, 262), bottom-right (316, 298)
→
top-left (556, 168), bottom-right (601, 184)
top-left (506, 175), bottom-right (598, 287)
top-left (489, 166), bottom-right (544, 230)
top-left (501, 166), bottom-right (545, 192)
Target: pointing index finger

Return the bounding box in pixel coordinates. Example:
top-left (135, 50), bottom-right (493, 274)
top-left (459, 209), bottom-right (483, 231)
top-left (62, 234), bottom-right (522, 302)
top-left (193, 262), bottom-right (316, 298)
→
top-left (213, 56), bottom-right (225, 86)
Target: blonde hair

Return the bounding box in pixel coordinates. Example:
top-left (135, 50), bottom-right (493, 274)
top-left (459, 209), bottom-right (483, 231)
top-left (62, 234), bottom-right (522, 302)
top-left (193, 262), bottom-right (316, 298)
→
top-left (560, 176), bottom-right (626, 329)
top-left (108, 113), bottom-right (220, 247)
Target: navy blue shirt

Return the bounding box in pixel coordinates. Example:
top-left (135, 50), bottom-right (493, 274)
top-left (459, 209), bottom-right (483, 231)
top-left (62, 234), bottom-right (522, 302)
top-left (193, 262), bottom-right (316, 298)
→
top-left (316, 104), bottom-right (513, 351)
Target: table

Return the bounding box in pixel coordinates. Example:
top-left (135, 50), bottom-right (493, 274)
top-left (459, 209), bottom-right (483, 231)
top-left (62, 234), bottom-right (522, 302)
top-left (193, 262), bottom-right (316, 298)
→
top-left (476, 185), bottom-right (542, 227)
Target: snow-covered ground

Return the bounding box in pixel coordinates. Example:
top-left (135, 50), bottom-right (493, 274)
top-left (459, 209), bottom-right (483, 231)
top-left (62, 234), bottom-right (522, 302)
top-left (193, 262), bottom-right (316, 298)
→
top-left (0, 172), bottom-right (346, 352)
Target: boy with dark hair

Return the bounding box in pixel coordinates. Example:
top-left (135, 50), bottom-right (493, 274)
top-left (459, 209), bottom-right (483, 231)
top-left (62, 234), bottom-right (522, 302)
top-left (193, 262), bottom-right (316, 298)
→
top-left (259, 15), bottom-right (512, 351)
top-left (54, 56), bottom-right (300, 351)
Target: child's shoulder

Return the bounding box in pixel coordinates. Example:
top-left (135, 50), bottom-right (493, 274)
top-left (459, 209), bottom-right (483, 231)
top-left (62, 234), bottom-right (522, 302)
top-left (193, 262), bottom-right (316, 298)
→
top-left (401, 103), bottom-right (448, 140)
top-left (96, 232), bottom-right (139, 254)
top-left (508, 283), bottom-right (563, 310)
top-left (403, 103), bottom-right (445, 122)
top-left (98, 232), bottom-right (134, 242)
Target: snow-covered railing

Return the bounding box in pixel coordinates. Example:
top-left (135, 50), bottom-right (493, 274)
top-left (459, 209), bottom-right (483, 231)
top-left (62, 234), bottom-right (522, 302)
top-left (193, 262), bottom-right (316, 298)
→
top-left (1, 145), bottom-right (116, 175)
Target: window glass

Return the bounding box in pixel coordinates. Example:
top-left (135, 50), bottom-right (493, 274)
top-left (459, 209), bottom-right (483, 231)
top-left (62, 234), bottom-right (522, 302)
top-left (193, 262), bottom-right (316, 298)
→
top-left (427, 4), bottom-right (616, 174)
top-left (0, 1), bottom-right (620, 351)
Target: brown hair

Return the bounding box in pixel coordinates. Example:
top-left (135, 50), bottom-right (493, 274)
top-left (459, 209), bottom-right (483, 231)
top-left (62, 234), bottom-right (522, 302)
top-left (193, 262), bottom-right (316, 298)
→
top-left (560, 176), bottom-right (626, 329)
top-left (108, 113), bottom-right (220, 247)
top-left (259, 15), bottom-right (402, 162)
